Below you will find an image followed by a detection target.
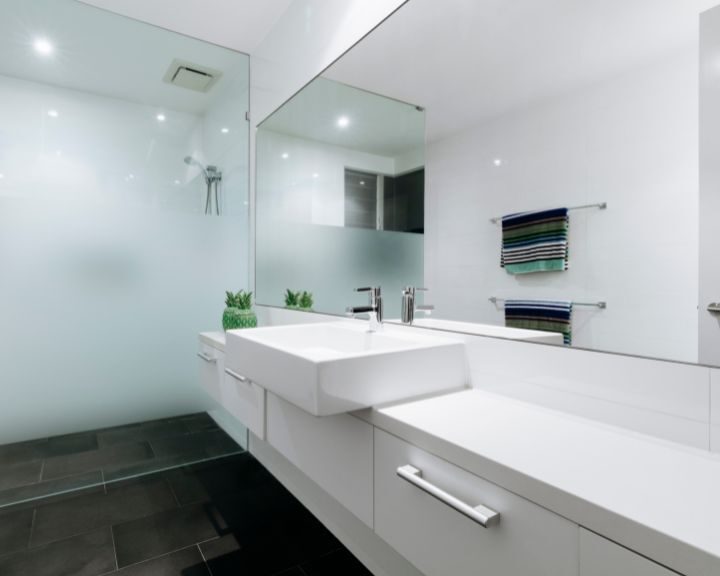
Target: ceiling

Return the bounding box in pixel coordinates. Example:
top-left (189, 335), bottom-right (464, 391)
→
top-left (325, 0), bottom-right (720, 142)
top-left (77, 0), bottom-right (295, 55)
top-left (0, 0), bottom-right (250, 114)
top-left (260, 77), bottom-right (424, 157)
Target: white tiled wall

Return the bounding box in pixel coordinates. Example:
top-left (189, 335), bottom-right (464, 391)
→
top-left (711, 369), bottom-right (720, 452)
top-left (425, 43), bottom-right (699, 364)
top-left (464, 336), bottom-right (711, 449)
top-left (256, 130), bottom-right (395, 227)
top-left (385, 319), bottom-right (711, 450)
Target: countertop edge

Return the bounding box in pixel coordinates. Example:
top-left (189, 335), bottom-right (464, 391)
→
top-left (199, 331), bottom-right (226, 352)
top-left (353, 399), bottom-right (717, 576)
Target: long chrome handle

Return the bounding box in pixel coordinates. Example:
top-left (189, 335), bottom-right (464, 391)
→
top-left (396, 465), bottom-right (500, 528)
top-left (708, 303), bottom-right (720, 313)
top-left (197, 352), bottom-right (216, 364)
top-left (224, 368), bottom-right (249, 383)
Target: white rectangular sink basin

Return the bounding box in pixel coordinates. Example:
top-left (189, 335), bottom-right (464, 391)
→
top-left (225, 321), bottom-right (467, 416)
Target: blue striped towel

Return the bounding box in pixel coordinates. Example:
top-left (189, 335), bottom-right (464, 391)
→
top-left (501, 208), bottom-right (569, 274)
top-left (504, 299), bottom-right (573, 345)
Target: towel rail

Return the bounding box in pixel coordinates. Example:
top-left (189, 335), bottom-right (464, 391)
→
top-left (490, 202), bottom-right (607, 224)
top-left (489, 297), bottom-right (607, 309)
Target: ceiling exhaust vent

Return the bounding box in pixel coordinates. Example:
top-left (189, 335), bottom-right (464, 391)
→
top-left (163, 59), bottom-right (222, 93)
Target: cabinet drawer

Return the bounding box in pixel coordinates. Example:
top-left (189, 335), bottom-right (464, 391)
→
top-left (197, 343), bottom-right (223, 404)
top-left (222, 366), bottom-right (266, 440)
top-left (374, 429), bottom-right (578, 576)
top-left (266, 393), bottom-right (373, 527)
top-left (580, 529), bottom-right (680, 576)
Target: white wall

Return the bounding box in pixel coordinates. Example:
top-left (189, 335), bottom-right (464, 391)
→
top-left (699, 5), bottom-right (720, 365)
top-left (250, 0), bottom-right (408, 125)
top-left (254, 129), bottom-right (423, 315)
top-left (425, 45), bottom-right (699, 362)
top-left (0, 72), bottom-right (249, 443)
top-left (257, 130), bottom-right (395, 227)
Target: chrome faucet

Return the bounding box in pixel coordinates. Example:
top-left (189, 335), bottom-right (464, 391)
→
top-left (401, 286), bottom-right (435, 325)
top-left (346, 286), bottom-right (383, 332)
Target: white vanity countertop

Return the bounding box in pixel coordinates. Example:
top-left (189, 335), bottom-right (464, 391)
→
top-left (199, 331), bottom-right (225, 351)
top-left (360, 389), bottom-right (720, 576)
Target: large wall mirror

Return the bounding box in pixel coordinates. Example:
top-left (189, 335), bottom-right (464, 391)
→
top-left (256, 0), bottom-right (720, 367)
top-left (256, 77), bottom-right (425, 317)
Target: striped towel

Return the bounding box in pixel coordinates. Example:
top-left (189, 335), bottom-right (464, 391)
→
top-left (501, 207), bottom-right (569, 274)
top-left (504, 299), bottom-right (573, 345)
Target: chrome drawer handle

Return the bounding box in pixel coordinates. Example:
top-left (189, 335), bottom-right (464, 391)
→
top-left (197, 352), bottom-right (217, 364)
top-left (224, 368), bottom-right (249, 383)
top-left (396, 465), bottom-right (500, 528)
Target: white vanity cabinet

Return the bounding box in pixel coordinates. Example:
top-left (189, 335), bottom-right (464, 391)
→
top-left (197, 342), bottom-right (224, 404)
top-left (265, 392), bottom-right (374, 528)
top-left (580, 529), bottom-right (681, 576)
top-left (222, 361), bottom-right (266, 441)
top-left (197, 336), bottom-right (266, 440)
top-left (374, 429), bottom-right (579, 576)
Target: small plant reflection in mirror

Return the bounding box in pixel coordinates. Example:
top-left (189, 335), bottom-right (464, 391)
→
top-left (285, 289), bottom-right (313, 311)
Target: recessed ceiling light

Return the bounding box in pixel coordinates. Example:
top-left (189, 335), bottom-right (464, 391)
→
top-left (47, 109), bottom-right (59, 118)
top-left (221, 127), bottom-right (230, 134)
top-left (493, 158), bottom-right (503, 167)
top-left (156, 113), bottom-right (166, 122)
top-left (128, 174), bottom-right (135, 180)
top-left (0, 173), bottom-right (5, 179)
top-left (360, 181), bottom-right (366, 186)
top-left (281, 153), bottom-right (289, 160)
top-left (337, 116), bottom-right (350, 128)
top-left (174, 179), bottom-right (181, 185)
top-left (312, 173), bottom-right (319, 179)
top-left (33, 38), bottom-right (54, 56)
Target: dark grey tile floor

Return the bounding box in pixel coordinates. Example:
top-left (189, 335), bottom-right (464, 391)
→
top-left (0, 413), bottom-right (240, 507)
top-left (0, 417), bottom-right (374, 576)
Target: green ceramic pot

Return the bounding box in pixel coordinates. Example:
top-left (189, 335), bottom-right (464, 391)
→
top-left (222, 307), bottom-right (258, 331)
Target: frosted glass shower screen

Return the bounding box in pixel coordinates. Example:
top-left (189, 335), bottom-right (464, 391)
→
top-left (0, 0), bottom-right (250, 480)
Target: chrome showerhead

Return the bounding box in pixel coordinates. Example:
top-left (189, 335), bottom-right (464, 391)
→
top-left (184, 155), bottom-right (209, 181)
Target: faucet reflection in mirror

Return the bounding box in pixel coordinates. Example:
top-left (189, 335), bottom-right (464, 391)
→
top-left (401, 286), bottom-right (434, 325)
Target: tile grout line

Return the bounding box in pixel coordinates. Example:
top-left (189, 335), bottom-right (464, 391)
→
top-left (27, 508), bottom-right (37, 549)
top-left (115, 541), bottom-right (219, 573)
top-left (197, 543), bottom-right (214, 576)
top-left (109, 526), bottom-right (119, 571)
top-left (38, 460), bottom-right (45, 483)
top-left (166, 476), bottom-right (182, 507)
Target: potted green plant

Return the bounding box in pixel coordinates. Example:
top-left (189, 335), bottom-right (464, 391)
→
top-left (222, 290), bottom-right (257, 331)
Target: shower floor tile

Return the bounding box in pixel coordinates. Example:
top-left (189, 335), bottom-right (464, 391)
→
top-left (0, 460), bottom-right (42, 491)
top-left (0, 416), bottom-right (371, 576)
top-left (30, 476), bottom-right (178, 547)
top-left (114, 546), bottom-right (210, 575)
top-left (0, 508), bottom-right (34, 556)
top-left (0, 527), bottom-right (116, 576)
